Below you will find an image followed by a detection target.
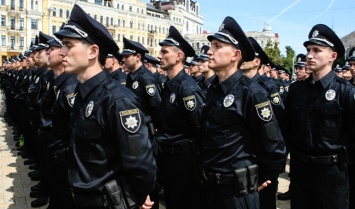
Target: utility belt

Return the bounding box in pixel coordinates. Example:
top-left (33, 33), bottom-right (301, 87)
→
top-left (158, 139), bottom-right (196, 156)
top-left (72, 192), bottom-right (110, 208)
top-left (202, 164), bottom-right (258, 196)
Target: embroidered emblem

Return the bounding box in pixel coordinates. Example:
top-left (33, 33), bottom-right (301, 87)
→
top-left (66, 93), bottom-right (77, 107)
top-left (285, 86), bottom-right (289, 92)
top-left (132, 81), bottom-right (139, 89)
top-left (312, 30), bottom-right (319, 38)
top-left (183, 95), bottom-right (197, 111)
top-left (145, 84), bottom-right (156, 96)
top-left (35, 77), bottom-right (39, 83)
top-left (297, 57), bottom-right (301, 62)
top-left (223, 94), bottom-right (234, 107)
top-left (120, 109), bottom-right (141, 133)
top-left (170, 93), bottom-right (176, 103)
top-left (270, 92), bottom-right (281, 105)
top-left (85, 101), bottom-right (94, 117)
top-left (219, 23), bottom-right (225, 31)
top-left (325, 89), bottom-right (336, 101)
top-left (279, 86), bottom-right (284, 94)
top-left (255, 101), bottom-right (273, 122)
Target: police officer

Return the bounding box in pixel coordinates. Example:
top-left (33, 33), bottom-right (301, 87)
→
top-left (333, 65), bottom-right (343, 78)
top-left (121, 37), bottom-right (161, 127)
top-left (104, 52), bottom-right (127, 86)
top-left (54, 4), bottom-right (156, 209)
top-left (196, 45), bottom-right (216, 95)
top-left (156, 26), bottom-right (205, 209)
top-left (144, 54), bottom-right (167, 93)
top-left (199, 16), bottom-right (286, 209)
top-left (45, 32), bottom-right (77, 209)
top-left (189, 57), bottom-right (204, 82)
top-left (286, 24), bottom-right (355, 209)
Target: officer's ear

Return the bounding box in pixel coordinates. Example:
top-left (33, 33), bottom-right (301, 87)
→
top-left (231, 48), bottom-right (241, 62)
top-left (88, 44), bottom-right (100, 60)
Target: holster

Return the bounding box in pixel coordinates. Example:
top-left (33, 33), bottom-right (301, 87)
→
top-left (104, 177), bottom-right (139, 209)
top-left (234, 168), bottom-right (248, 195)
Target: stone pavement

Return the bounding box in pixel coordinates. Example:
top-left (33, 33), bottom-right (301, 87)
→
top-left (0, 91), bottom-right (290, 209)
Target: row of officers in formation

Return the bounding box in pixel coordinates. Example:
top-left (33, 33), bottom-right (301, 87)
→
top-left (0, 4), bottom-right (354, 209)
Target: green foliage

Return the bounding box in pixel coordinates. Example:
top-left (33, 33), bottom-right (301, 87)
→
top-left (282, 46), bottom-right (295, 73)
top-left (264, 39), bottom-right (283, 66)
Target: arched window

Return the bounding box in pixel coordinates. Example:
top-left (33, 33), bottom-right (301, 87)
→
top-left (142, 23), bottom-right (145, 30)
top-left (52, 7), bottom-right (57, 16)
top-left (66, 10), bottom-right (70, 18)
top-left (130, 21), bottom-right (133, 28)
top-left (196, 5), bottom-right (199, 15)
top-left (100, 16), bottom-right (103, 24)
top-left (138, 23), bottom-right (140, 30)
top-left (185, 0), bottom-right (189, 11)
top-left (129, 6), bottom-right (132, 12)
top-left (141, 9), bottom-right (144, 14)
top-left (117, 19), bottom-right (120, 26)
top-left (122, 20), bottom-right (125, 27)
top-left (121, 4), bottom-right (124, 10)
top-left (59, 9), bottom-right (63, 17)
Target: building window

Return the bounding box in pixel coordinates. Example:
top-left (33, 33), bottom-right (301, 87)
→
top-left (52, 7), bottom-right (57, 16)
top-left (19, 0), bottom-right (24, 9)
top-left (1, 15), bottom-right (5, 26)
top-left (141, 9), bottom-right (144, 14)
top-left (10, 17), bottom-right (15, 29)
top-left (10, 0), bottom-right (15, 9)
top-left (10, 36), bottom-right (15, 48)
top-left (186, 21), bottom-right (189, 31)
top-left (129, 6), bottom-right (132, 12)
top-left (159, 26), bottom-right (161, 33)
top-left (130, 35), bottom-right (133, 40)
top-left (19, 18), bottom-right (24, 29)
top-left (66, 10), bottom-right (70, 18)
top-left (147, 24), bottom-right (150, 31)
top-left (130, 21), bottom-right (133, 29)
top-left (117, 34), bottom-right (120, 42)
top-left (100, 16), bottom-right (103, 24)
top-left (110, 17), bottom-right (113, 25)
top-left (196, 42), bottom-right (200, 49)
top-left (142, 23), bottom-right (144, 30)
top-left (122, 20), bottom-right (125, 27)
top-left (121, 4), bottom-right (124, 10)
top-left (31, 19), bottom-right (38, 29)
top-left (117, 19), bottom-right (120, 26)
top-left (20, 37), bottom-right (24, 47)
top-left (59, 9), bottom-right (63, 17)
top-left (94, 14), bottom-right (97, 20)
top-left (142, 37), bottom-right (144, 45)
top-left (117, 3), bottom-right (119, 8)
top-left (52, 25), bottom-right (56, 34)
top-left (138, 23), bottom-right (140, 30)
top-left (1, 35), bottom-right (5, 46)
top-left (1, 0), bottom-right (5, 5)
top-left (95, 0), bottom-right (102, 5)
top-left (106, 17), bottom-right (109, 26)
top-left (137, 36), bottom-right (140, 43)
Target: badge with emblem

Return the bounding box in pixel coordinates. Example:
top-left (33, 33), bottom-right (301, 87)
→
top-left (66, 93), bottom-right (77, 107)
top-left (120, 109), bottom-right (141, 133)
top-left (170, 93), bottom-right (176, 103)
top-left (298, 57), bottom-right (301, 62)
top-left (24, 75), bottom-right (27, 79)
top-left (132, 81), bottom-right (139, 89)
top-left (279, 86), bottom-right (284, 94)
top-left (85, 101), bottom-right (94, 117)
top-left (183, 95), bottom-right (197, 111)
top-left (255, 101), bottom-right (273, 122)
top-left (285, 86), bottom-right (289, 92)
top-left (55, 89), bottom-right (60, 100)
top-left (162, 82), bottom-right (164, 89)
top-left (29, 76), bottom-right (32, 81)
top-left (219, 23), bottom-right (225, 31)
top-left (35, 77), bottom-right (40, 83)
top-left (325, 89), bottom-right (336, 101)
top-left (270, 92), bottom-right (281, 105)
top-left (145, 84), bottom-right (156, 96)
top-left (223, 94), bottom-right (234, 107)
top-left (312, 30), bottom-right (319, 38)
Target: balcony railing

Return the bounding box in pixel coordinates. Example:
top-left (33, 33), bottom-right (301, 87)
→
top-left (7, 5), bottom-right (24, 11)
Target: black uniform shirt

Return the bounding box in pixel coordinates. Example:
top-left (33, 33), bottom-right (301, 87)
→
top-left (156, 69), bottom-right (205, 144)
top-left (28, 67), bottom-right (47, 122)
top-left (286, 71), bottom-right (355, 156)
top-left (110, 68), bottom-right (127, 86)
top-left (200, 70), bottom-right (286, 182)
top-left (68, 70), bottom-right (156, 205)
top-left (198, 74), bottom-right (216, 95)
top-left (153, 71), bottom-right (167, 93)
top-left (126, 65), bottom-right (161, 123)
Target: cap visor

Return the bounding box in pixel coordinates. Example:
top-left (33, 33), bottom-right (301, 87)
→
top-left (303, 40), bottom-right (330, 48)
top-left (54, 29), bottom-right (83, 39)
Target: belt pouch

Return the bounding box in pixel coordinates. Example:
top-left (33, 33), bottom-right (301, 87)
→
top-left (234, 168), bottom-right (248, 195)
top-left (104, 179), bottom-right (126, 209)
top-left (247, 164), bottom-right (258, 191)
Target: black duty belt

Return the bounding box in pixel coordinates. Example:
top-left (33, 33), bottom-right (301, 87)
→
top-left (72, 193), bottom-right (109, 208)
top-left (202, 169), bottom-right (235, 185)
top-left (158, 139), bottom-right (193, 155)
top-left (293, 151), bottom-right (339, 165)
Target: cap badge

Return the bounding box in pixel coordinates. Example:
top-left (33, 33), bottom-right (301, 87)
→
top-left (120, 109), bottom-right (141, 133)
top-left (145, 84), bottom-right (156, 96)
top-left (285, 86), bottom-right (289, 92)
top-left (255, 101), bottom-right (273, 122)
top-left (132, 81), bottom-right (139, 89)
top-left (345, 61), bottom-right (349, 66)
top-left (352, 51), bottom-right (355, 57)
top-left (336, 64), bottom-right (340, 68)
top-left (312, 30), bottom-right (319, 38)
top-left (85, 101), bottom-right (94, 117)
top-left (170, 93), bottom-right (176, 103)
top-left (183, 95), bottom-right (197, 111)
top-left (223, 94), bottom-right (234, 107)
top-left (298, 57), bottom-right (301, 62)
top-left (279, 86), bottom-right (284, 94)
top-left (325, 89), bottom-right (336, 101)
top-left (219, 23), bottom-right (225, 32)
top-left (270, 92), bottom-right (281, 106)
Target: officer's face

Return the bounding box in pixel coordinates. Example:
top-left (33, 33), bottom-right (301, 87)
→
top-left (59, 37), bottom-right (92, 75)
top-left (104, 57), bottom-right (114, 70)
top-left (36, 49), bottom-right (48, 67)
top-left (122, 54), bottom-right (138, 72)
top-left (239, 59), bottom-right (256, 71)
top-left (335, 71), bottom-right (343, 78)
top-left (342, 69), bottom-right (352, 81)
top-left (269, 69), bottom-right (278, 79)
top-left (279, 72), bottom-right (286, 79)
top-left (295, 66), bottom-right (308, 80)
top-left (349, 61), bottom-right (355, 76)
top-left (47, 46), bottom-right (63, 68)
top-left (198, 60), bottom-right (209, 73)
top-left (189, 65), bottom-right (199, 74)
top-left (207, 39), bottom-right (240, 72)
top-left (21, 59), bottom-right (28, 68)
top-left (158, 45), bottom-right (181, 71)
top-left (306, 44), bottom-right (337, 72)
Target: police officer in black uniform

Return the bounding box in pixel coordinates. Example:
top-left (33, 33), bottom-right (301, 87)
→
top-left (199, 16), bottom-right (286, 209)
top-left (286, 24), bottom-right (355, 209)
top-left (54, 4), bottom-right (156, 209)
top-left (144, 54), bottom-right (167, 93)
top-left (104, 52), bottom-right (127, 86)
top-left (196, 45), bottom-right (216, 95)
top-left (156, 26), bottom-right (205, 209)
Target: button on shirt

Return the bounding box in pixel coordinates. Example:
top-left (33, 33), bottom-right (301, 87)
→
top-left (68, 70), bottom-right (156, 205)
top-left (286, 71), bottom-right (355, 156)
top-left (200, 70), bottom-right (286, 182)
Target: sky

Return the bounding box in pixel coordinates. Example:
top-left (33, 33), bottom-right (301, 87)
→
top-left (143, 0), bottom-right (355, 56)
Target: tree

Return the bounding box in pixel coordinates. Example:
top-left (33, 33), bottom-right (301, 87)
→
top-left (264, 39), bottom-right (283, 66)
top-left (282, 46), bottom-right (295, 74)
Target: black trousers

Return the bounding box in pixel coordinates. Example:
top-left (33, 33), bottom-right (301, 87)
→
top-left (259, 178), bottom-right (278, 209)
top-left (291, 158), bottom-right (349, 209)
top-left (349, 164), bottom-right (355, 209)
top-left (200, 181), bottom-right (260, 209)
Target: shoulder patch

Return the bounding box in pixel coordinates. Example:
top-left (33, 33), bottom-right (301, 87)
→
top-left (145, 84), bottom-right (156, 96)
top-left (120, 109), bottom-right (141, 133)
top-left (285, 86), bottom-right (289, 92)
top-left (66, 93), bottom-right (77, 107)
top-left (255, 101), bottom-right (273, 122)
top-left (183, 95), bottom-right (197, 111)
top-left (270, 92), bottom-right (281, 105)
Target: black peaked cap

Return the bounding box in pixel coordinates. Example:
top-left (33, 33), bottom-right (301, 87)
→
top-left (295, 54), bottom-right (306, 67)
top-left (207, 16), bottom-right (255, 62)
top-left (34, 31), bottom-right (53, 51)
top-left (54, 4), bottom-right (119, 56)
top-left (347, 47), bottom-right (355, 62)
top-left (197, 45), bottom-right (209, 61)
top-left (248, 37), bottom-right (269, 65)
top-left (303, 24), bottom-right (345, 57)
top-left (120, 37), bottom-right (148, 56)
top-left (144, 54), bottom-right (160, 66)
top-left (159, 26), bottom-right (195, 57)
